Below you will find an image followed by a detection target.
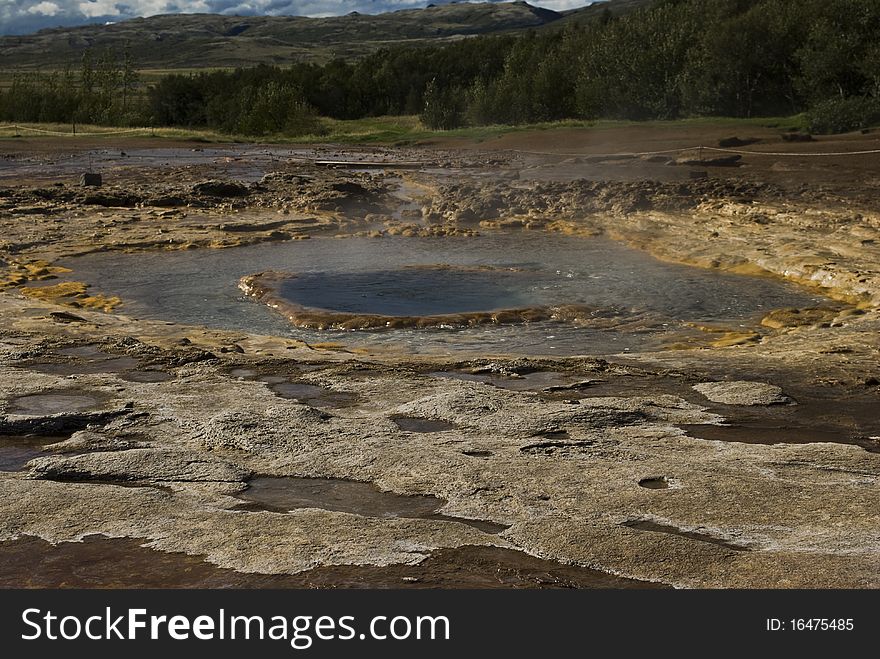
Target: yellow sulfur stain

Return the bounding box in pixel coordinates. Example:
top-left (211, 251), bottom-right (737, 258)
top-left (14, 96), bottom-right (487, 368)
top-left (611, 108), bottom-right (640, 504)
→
top-left (19, 281), bottom-right (120, 312)
top-left (22, 261), bottom-right (73, 279)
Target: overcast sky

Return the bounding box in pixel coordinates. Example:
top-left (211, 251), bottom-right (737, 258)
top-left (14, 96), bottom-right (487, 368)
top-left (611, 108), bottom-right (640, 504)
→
top-left (0, 0), bottom-right (596, 35)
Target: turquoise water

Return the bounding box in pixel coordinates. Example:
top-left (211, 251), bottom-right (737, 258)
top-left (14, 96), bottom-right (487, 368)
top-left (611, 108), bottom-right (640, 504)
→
top-left (277, 268), bottom-right (533, 316)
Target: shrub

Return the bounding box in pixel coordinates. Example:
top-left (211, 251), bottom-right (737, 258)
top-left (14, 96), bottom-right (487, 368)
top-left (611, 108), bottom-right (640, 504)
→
top-left (807, 96), bottom-right (880, 134)
top-left (420, 79), bottom-right (466, 130)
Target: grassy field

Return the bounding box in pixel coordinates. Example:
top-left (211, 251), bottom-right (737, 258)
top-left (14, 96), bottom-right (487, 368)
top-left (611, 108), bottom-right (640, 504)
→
top-left (0, 114), bottom-right (813, 146)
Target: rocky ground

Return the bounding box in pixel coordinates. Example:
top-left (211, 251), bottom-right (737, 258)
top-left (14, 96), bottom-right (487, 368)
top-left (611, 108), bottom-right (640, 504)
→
top-left (0, 128), bottom-right (878, 588)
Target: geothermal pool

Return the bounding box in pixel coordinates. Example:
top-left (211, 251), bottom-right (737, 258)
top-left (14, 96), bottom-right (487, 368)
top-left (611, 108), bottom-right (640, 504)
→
top-left (62, 233), bottom-right (830, 355)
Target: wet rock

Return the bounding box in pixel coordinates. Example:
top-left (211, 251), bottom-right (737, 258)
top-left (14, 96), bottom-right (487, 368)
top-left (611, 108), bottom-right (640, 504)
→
top-left (330, 181), bottom-right (372, 196)
top-left (0, 406), bottom-right (134, 436)
top-left (148, 194), bottom-right (187, 207)
top-left (543, 380), bottom-right (601, 392)
top-left (49, 311), bottom-right (87, 323)
top-left (692, 381), bottom-right (792, 406)
top-left (46, 430), bottom-right (149, 453)
top-left (761, 307), bottom-right (839, 329)
top-left (28, 448), bottom-right (251, 483)
top-left (192, 180), bottom-right (250, 197)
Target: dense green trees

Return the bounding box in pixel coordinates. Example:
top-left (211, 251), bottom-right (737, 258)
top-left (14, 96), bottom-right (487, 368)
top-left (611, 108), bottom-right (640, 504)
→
top-left (0, 48), bottom-right (141, 126)
top-left (424, 0), bottom-right (880, 131)
top-left (2, 0), bottom-right (879, 134)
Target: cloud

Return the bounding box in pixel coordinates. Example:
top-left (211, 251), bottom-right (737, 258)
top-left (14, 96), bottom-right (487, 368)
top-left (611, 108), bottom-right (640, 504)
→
top-left (0, 1), bottom-right (600, 36)
top-left (26, 1), bottom-right (62, 15)
top-left (77, 0), bottom-right (121, 17)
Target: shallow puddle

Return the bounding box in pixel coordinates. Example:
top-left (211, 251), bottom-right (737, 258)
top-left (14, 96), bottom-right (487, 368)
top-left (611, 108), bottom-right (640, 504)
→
top-left (61, 233), bottom-right (828, 355)
top-left (58, 345), bottom-right (114, 359)
top-left (226, 368), bottom-right (353, 407)
top-left (26, 345), bottom-right (145, 378)
top-left (0, 434), bottom-right (67, 471)
top-left (229, 367), bottom-right (259, 378)
top-left (679, 387), bottom-right (880, 454)
top-left (391, 416), bottom-right (457, 433)
top-left (236, 476), bottom-right (507, 534)
top-left (638, 477), bottom-right (670, 490)
top-left (623, 519), bottom-right (749, 552)
top-left (462, 450), bottom-right (493, 458)
top-left (118, 370), bottom-right (173, 383)
top-left (0, 535), bottom-right (662, 589)
top-left (270, 382), bottom-right (357, 408)
top-left (8, 392), bottom-right (102, 415)
top-left (679, 423), bottom-right (876, 451)
top-left (430, 369), bottom-right (598, 397)
top-left (581, 374), bottom-right (880, 454)
top-left (29, 357), bottom-right (140, 376)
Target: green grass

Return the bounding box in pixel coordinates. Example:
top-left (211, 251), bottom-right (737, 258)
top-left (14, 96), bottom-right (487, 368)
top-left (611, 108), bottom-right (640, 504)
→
top-left (0, 122), bottom-right (230, 141)
top-left (0, 114), bottom-right (812, 145)
top-left (303, 114), bottom-right (811, 144)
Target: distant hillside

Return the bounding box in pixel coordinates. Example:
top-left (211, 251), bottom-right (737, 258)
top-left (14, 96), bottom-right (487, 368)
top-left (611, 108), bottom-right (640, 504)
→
top-left (0, 1), bottom-right (648, 70)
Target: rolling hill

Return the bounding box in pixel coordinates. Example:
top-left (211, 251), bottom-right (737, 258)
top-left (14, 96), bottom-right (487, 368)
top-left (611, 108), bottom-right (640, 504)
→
top-left (0, 1), bottom-right (650, 70)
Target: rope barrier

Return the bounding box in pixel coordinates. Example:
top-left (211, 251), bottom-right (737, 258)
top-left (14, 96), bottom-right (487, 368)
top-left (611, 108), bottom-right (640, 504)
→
top-left (3, 124), bottom-right (152, 137)
top-left (702, 145), bottom-right (880, 157)
top-left (512, 144), bottom-right (880, 158)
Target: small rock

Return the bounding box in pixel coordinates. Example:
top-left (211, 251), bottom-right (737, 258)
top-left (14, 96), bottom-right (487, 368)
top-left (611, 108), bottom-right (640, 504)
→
top-left (718, 137), bottom-right (760, 148)
top-left (49, 311), bottom-right (87, 323)
top-left (692, 381), bottom-right (792, 406)
top-left (781, 132), bottom-right (814, 143)
top-left (80, 172), bottom-right (102, 187)
top-left (192, 180), bottom-right (250, 197)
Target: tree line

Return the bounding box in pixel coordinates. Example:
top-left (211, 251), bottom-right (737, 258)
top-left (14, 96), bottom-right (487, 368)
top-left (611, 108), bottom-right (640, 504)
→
top-left (0, 48), bottom-right (140, 126)
top-left (1, 0), bottom-right (879, 135)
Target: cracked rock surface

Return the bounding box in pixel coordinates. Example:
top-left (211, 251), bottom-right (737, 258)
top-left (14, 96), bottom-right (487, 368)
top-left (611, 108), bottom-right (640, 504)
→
top-left (0, 139), bottom-right (879, 588)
